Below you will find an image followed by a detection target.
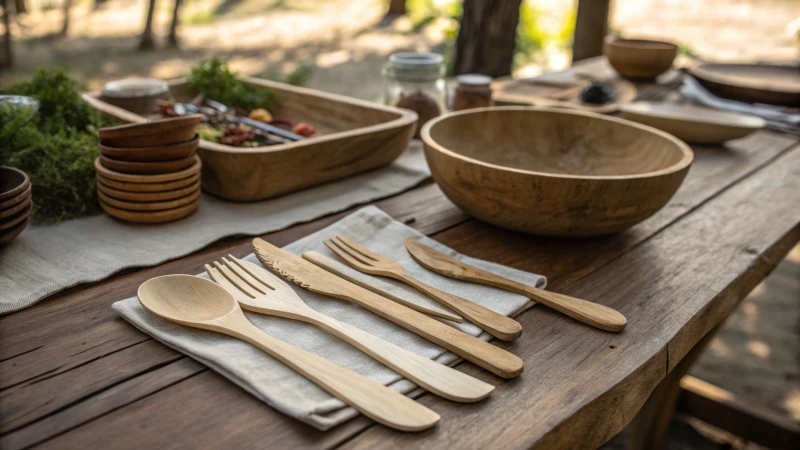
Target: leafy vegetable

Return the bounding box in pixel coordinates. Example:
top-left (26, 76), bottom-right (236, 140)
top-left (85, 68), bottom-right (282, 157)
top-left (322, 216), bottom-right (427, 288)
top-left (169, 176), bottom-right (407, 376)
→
top-left (187, 58), bottom-right (280, 111)
top-left (0, 68), bottom-right (113, 222)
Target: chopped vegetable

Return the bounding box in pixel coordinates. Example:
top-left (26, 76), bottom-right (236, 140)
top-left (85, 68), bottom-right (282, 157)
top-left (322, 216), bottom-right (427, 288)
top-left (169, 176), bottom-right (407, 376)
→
top-left (293, 122), bottom-right (316, 137)
top-left (248, 108), bottom-right (273, 122)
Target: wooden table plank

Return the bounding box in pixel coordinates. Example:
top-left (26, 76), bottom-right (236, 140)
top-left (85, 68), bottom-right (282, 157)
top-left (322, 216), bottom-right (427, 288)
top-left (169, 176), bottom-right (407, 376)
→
top-left (1, 132), bottom-right (797, 448)
top-left (339, 144), bottom-right (800, 450)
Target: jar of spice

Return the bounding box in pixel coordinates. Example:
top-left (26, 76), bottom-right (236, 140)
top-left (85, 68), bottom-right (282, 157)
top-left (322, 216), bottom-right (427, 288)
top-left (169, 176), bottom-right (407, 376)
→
top-left (452, 74), bottom-right (493, 111)
top-left (383, 52), bottom-right (446, 137)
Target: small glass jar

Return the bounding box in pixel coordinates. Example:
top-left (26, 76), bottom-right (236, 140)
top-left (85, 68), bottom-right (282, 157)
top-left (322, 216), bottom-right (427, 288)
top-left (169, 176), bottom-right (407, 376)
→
top-left (383, 52), bottom-right (446, 137)
top-left (452, 74), bottom-right (493, 111)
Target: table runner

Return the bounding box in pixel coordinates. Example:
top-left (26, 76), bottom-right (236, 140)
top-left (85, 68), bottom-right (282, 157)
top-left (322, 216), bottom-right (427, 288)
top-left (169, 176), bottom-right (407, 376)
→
top-left (0, 143), bottom-right (428, 314)
top-left (113, 206), bottom-right (546, 430)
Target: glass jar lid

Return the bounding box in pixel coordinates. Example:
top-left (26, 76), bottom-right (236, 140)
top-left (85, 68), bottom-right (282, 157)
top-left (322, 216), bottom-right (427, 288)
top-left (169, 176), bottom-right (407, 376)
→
top-left (384, 52), bottom-right (444, 82)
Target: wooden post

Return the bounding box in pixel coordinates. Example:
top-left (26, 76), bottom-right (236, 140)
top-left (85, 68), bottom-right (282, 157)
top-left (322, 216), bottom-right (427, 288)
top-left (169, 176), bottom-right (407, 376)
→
top-left (572, 0), bottom-right (610, 62)
top-left (454, 0), bottom-right (523, 78)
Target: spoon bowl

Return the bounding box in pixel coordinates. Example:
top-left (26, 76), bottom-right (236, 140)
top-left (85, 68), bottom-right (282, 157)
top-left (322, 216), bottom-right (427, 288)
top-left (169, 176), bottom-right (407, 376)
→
top-left (138, 275), bottom-right (238, 326)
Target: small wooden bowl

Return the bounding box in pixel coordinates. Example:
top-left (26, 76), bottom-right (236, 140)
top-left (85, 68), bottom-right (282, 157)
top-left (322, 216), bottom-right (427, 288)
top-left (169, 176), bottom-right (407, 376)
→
top-left (97, 188), bottom-right (200, 212)
top-left (99, 154), bottom-right (197, 175)
top-left (0, 166), bottom-right (30, 202)
top-left (604, 38), bottom-right (677, 80)
top-left (97, 172), bottom-right (200, 192)
top-left (100, 199), bottom-right (199, 224)
top-left (0, 182), bottom-right (31, 211)
top-left (0, 191), bottom-right (32, 219)
top-left (98, 179), bottom-right (201, 202)
top-left (99, 135), bottom-right (199, 163)
top-left (99, 115), bottom-right (202, 148)
top-left (0, 218), bottom-right (29, 246)
top-left (421, 107), bottom-right (693, 237)
top-left (94, 156), bottom-right (201, 183)
top-left (0, 203), bottom-right (31, 232)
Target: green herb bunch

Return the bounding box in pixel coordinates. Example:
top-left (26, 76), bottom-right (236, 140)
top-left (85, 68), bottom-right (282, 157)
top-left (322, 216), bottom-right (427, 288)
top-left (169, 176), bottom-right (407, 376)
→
top-left (187, 58), bottom-right (280, 112)
top-left (1, 68), bottom-right (112, 222)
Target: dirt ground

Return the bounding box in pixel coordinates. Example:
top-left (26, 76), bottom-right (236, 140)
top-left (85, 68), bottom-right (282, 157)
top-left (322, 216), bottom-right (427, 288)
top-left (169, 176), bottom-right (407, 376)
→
top-left (2, 0), bottom-right (799, 447)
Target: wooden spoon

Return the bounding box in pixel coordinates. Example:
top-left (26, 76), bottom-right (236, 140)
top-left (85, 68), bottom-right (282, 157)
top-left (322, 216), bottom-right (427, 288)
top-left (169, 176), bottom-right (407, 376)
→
top-left (137, 275), bottom-right (440, 432)
top-left (405, 240), bottom-right (627, 332)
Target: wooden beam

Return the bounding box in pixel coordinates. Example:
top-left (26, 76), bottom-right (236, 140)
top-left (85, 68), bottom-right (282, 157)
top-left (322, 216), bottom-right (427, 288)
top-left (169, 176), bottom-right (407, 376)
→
top-left (677, 375), bottom-right (800, 450)
top-left (572, 0), bottom-right (610, 62)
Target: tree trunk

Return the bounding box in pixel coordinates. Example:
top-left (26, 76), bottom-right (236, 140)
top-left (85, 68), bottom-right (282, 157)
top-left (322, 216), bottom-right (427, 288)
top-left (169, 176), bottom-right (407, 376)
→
top-left (60, 0), bottom-right (71, 36)
top-left (387, 0), bottom-right (405, 15)
top-left (572, 0), bottom-right (609, 62)
top-left (167, 0), bottom-right (182, 47)
top-left (454, 0), bottom-right (522, 78)
top-left (1, 0), bottom-right (12, 69)
top-left (138, 0), bottom-right (156, 50)
top-left (14, 0), bottom-right (25, 14)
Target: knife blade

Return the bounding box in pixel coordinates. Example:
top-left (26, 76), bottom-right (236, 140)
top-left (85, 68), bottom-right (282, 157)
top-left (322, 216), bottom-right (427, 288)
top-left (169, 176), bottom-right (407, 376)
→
top-left (252, 238), bottom-right (524, 378)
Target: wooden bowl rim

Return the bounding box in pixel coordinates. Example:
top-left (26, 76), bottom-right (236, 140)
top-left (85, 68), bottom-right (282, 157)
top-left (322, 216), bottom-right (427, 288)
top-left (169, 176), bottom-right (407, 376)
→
top-left (99, 114), bottom-right (202, 139)
top-left (0, 166), bottom-right (30, 201)
top-left (97, 172), bottom-right (200, 192)
top-left (420, 106), bottom-right (694, 181)
top-left (94, 155), bottom-right (202, 183)
top-left (97, 187), bottom-right (200, 211)
top-left (688, 63), bottom-right (800, 95)
top-left (604, 38), bottom-right (678, 51)
top-left (0, 203), bottom-right (31, 231)
top-left (100, 198), bottom-right (198, 223)
top-left (99, 135), bottom-right (200, 154)
top-left (0, 184), bottom-right (32, 212)
top-left (98, 153), bottom-right (196, 173)
top-left (619, 102), bottom-right (766, 130)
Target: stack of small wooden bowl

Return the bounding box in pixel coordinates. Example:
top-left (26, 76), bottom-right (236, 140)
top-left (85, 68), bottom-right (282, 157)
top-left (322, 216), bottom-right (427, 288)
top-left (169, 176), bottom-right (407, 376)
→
top-left (0, 166), bottom-right (32, 246)
top-left (95, 115), bottom-right (203, 224)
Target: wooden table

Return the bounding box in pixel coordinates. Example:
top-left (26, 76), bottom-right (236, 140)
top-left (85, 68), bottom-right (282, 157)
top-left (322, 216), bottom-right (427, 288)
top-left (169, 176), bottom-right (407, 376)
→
top-left (2, 76), bottom-right (799, 450)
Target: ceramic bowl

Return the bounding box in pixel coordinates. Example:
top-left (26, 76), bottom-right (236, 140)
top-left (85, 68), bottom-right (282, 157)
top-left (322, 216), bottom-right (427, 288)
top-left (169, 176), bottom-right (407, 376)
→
top-left (421, 107), bottom-right (693, 237)
top-left (101, 78), bottom-right (169, 115)
top-left (604, 38), bottom-right (678, 80)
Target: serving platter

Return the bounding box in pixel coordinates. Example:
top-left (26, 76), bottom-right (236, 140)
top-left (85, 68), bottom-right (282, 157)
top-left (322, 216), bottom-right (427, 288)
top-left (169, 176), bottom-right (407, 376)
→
top-left (688, 63), bottom-right (800, 106)
top-left (619, 102), bottom-right (766, 144)
top-left (85, 77), bottom-right (417, 201)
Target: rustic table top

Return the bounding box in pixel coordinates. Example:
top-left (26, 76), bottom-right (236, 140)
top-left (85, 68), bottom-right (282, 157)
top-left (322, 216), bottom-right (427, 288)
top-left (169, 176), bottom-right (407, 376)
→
top-left (2, 68), bottom-right (799, 450)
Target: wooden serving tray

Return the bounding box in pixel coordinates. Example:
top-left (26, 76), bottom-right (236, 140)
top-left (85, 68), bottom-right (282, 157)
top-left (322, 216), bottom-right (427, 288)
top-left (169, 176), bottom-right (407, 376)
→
top-left (85, 77), bottom-right (417, 201)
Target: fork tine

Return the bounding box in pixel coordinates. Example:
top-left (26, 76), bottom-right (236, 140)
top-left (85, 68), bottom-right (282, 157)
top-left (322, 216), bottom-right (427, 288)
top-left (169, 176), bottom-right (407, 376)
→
top-left (214, 261), bottom-right (263, 298)
top-left (325, 239), bottom-right (374, 269)
top-left (229, 255), bottom-right (293, 291)
top-left (221, 256), bottom-right (272, 293)
top-left (336, 235), bottom-right (385, 261)
top-left (205, 264), bottom-right (254, 303)
top-left (329, 237), bottom-right (375, 265)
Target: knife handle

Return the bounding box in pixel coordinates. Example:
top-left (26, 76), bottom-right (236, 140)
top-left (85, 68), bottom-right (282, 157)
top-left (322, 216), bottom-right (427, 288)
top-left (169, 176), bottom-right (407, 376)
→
top-left (307, 281), bottom-right (524, 379)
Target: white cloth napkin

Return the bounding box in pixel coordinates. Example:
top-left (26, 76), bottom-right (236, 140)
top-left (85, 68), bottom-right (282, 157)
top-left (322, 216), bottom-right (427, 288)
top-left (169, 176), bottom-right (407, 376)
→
top-left (112, 206), bottom-right (546, 430)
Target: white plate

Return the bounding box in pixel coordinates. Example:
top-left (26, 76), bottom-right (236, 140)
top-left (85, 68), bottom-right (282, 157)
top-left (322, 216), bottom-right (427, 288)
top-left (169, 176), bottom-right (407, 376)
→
top-left (619, 102), bottom-right (765, 144)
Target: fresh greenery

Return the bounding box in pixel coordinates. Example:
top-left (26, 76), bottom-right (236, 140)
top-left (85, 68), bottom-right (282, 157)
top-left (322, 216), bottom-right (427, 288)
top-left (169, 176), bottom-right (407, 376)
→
top-left (0, 68), bottom-right (112, 222)
top-left (187, 58), bottom-right (280, 111)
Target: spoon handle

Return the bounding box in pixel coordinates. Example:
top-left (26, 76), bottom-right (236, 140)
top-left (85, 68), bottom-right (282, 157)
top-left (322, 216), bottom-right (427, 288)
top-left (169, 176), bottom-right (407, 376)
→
top-left (305, 310), bottom-right (494, 403)
top-left (224, 317), bottom-right (440, 431)
top-left (518, 286), bottom-right (627, 333)
top-left (395, 273), bottom-right (523, 341)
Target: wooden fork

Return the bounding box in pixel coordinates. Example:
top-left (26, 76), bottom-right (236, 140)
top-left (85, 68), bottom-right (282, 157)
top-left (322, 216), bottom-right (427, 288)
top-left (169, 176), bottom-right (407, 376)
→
top-left (325, 236), bottom-right (523, 341)
top-left (204, 255), bottom-right (495, 403)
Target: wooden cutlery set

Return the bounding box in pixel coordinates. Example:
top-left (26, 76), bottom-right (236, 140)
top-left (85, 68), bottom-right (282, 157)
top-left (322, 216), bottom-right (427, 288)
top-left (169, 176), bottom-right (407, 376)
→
top-left (137, 236), bottom-right (627, 431)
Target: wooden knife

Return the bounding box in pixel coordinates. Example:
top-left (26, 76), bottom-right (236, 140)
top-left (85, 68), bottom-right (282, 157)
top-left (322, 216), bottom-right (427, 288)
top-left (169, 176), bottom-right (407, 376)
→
top-left (252, 238), bottom-right (524, 379)
top-left (405, 239), bottom-right (627, 333)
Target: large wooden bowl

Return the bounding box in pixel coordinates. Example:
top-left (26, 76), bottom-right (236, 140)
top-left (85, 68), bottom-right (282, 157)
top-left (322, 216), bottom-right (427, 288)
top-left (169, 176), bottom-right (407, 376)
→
top-left (604, 38), bottom-right (677, 80)
top-left (421, 107), bottom-right (693, 237)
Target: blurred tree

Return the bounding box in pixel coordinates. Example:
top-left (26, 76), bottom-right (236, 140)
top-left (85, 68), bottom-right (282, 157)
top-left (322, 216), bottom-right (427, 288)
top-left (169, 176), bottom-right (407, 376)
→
top-left (454, 0), bottom-right (522, 77)
top-left (1, 0), bottom-right (11, 69)
top-left (139, 0), bottom-right (156, 49)
top-left (60, 0), bottom-right (71, 36)
top-left (167, 0), bottom-right (182, 47)
top-left (388, 0), bottom-right (406, 15)
top-left (14, 0), bottom-right (24, 14)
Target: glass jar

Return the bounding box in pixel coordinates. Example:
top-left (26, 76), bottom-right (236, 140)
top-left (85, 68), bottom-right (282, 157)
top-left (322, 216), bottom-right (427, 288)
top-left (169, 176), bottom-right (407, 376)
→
top-left (452, 74), bottom-right (493, 111)
top-left (383, 52), bottom-right (446, 137)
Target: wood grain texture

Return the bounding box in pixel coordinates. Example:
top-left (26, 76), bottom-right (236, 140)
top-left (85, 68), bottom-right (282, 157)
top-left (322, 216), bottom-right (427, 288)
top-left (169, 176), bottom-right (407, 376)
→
top-left (94, 155), bottom-right (201, 183)
top-left (137, 275), bottom-right (440, 432)
top-left (88, 77), bottom-right (418, 202)
top-left (255, 240), bottom-right (524, 379)
top-left (1, 124), bottom-right (797, 448)
top-left (97, 172), bottom-right (200, 193)
top-left (98, 154), bottom-right (196, 175)
top-left (404, 239), bottom-right (627, 332)
top-left (97, 187), bottom-right (200, 212)
top-left (206, 257), bottom-right (493, 403)
top-left (421, 106), bottom-right (693, 236)
top-left (98, 179), bottom-right (201, 202)
top-left (323, 235), bottom-right (522, 341)
top-left (99, 198), bottom-right (199, 224)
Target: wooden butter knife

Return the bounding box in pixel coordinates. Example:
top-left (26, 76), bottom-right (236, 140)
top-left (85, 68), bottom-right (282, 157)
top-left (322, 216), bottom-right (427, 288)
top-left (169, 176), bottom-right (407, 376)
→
top-left (405, 239), bottom-right (627, 333)
top-left (252, 238), bottom-right (524, 379)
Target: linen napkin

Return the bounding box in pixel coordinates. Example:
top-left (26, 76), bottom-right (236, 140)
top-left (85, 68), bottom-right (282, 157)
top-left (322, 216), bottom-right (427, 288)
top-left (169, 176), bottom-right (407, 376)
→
top-left (113, 206), bottom-right (546, 430)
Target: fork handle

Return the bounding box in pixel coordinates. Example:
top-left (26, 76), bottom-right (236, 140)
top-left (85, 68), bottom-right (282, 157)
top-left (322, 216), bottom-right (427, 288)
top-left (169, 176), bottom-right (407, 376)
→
top-left (305, 310), bottom-right (494, 403)
top-left (224, 317), bottom-right (440, 431)
top-left (395, 273), bottom-right (523, 341)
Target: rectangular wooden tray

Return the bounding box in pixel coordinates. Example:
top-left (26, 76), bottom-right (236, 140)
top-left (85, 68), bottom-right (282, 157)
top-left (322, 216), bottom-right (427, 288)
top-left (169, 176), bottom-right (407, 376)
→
top-left (84, 77), bottom-right (417, 201)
